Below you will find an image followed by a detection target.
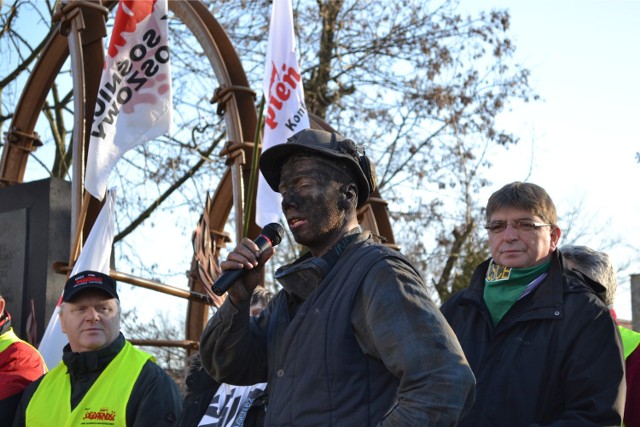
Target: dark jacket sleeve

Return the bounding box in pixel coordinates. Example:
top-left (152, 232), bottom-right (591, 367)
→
top-left (352, 257), bottom-right (475, 426)
top-left (199, 297), bottom-right (270, 386)
top-left (127, 360), bottom-right (184, 426)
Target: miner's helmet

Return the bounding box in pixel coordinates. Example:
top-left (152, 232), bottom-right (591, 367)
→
top-left (259, 129), bottom-right (377, 207)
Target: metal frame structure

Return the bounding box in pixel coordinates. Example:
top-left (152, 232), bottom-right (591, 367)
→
top-left (0, 0), bottom-right (397, 352)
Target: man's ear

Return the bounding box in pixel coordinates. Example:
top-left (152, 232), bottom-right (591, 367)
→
top-left (339, 183), bottom-right (358, 210)
top-left (59, 306), bottom-right (66, 333)
top-left (549, 226), bottom-right (562, 251)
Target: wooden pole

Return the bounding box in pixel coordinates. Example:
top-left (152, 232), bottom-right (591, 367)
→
top-left (66, 2), bottom-right (88, 266)
top-left (52, 262), bottom-right (213, 305)
top-left (67, 191), bottom-right (92, 271)
top-left (109, 270), bottom-right (212, 305)
top-left (243, 95), bottom-right (265, 238)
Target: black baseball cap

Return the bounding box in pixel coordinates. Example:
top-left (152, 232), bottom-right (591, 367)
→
top-left (63, 271), bottom-right (119, 302)
top-left (259, 129), bottom-right (377, 207)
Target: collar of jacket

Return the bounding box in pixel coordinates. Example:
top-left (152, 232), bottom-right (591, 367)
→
top-left (0, 310), bottom-right (11, 335)
top-left (462, 251), bottom-right (566, 323)
top-left (278, 229), bottom-right (366, 301)
top-left (62, 332), bottom-right (125, 375)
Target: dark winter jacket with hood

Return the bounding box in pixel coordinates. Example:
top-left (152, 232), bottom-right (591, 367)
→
top-left (440, 250), bottom-right (625, 426)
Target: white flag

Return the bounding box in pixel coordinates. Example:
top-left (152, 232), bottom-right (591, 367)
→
top-left (256, 0), bottom-right (310, 226)
top-left (85, 0), bottom-right (172, 200)
top-left (38, 189), bottom-right (117, 368)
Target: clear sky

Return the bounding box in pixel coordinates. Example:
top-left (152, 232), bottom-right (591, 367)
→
top-left (458, 0), bottom-right (640, 319)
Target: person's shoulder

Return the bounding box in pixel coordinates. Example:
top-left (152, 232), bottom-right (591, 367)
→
top-left (562, 271), bottom-right (608, 302)
top-left (620, 325), bottom-right (640, 337)
top-left (440, 263), bottom-right (489, 314)
top-left (130, 360), bottom-right (181, 398)
top-left (356, 238), bottom-right (415, 265)
top-left (3, 339), bottom-right (37, 356)
top-left (441, 289), bottom-right (466, 306)
top-left (140, 359), bottom-right (178, 381)
top-left (1, 341), bottom-right (46, 371)
top-left (562, 268), bottom-right (608, 298)
top-left (346, 237), bottom-right (416, 276)
top-left (128, 360), bottom-right (182, 426)
top-left (356, 248), bottom-right (428, 304)
top-left (560, 272), bottom-right (611, 317)
top-left (365, 248), bottom-right (420, 278)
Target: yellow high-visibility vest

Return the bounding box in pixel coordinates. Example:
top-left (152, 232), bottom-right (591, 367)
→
top-left (619, 325), bottom-right (640, 360)
top-left (25, 341), bottom-right (151, 427)
top-left (0, 327), bottom-right (24, 352)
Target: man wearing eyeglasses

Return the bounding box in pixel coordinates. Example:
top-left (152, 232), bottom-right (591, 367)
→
top-left (440, 181), bottom-right (625, 426)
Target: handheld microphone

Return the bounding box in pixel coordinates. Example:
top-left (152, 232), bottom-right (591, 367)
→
top-left (210, 223), bottom-right (285, 296)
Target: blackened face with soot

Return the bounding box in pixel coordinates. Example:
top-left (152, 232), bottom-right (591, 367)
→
top-left (279, 154), bottom-right (358, 257)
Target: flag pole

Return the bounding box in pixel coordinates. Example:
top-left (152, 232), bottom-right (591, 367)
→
top-left (242, 95), bottom-right (266, 238)
top-left (68, 191), bottom-right (92, 273)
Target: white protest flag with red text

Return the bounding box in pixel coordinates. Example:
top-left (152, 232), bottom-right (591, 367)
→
top-left (256, 0), bottom-right (310, 226)
top-left (38, 189), bottom-right (117, 368)
top-left (85, 0), bottom-right (172, 201)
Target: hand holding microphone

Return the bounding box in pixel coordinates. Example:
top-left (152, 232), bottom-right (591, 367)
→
top-left (211, 223), bottom-right (285, 296)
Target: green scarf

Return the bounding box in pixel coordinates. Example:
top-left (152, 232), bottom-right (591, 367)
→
top-left (484, 259), bottom-right (550, 325)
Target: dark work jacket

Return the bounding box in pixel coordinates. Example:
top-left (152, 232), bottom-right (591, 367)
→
top-left (264, 243), bottom-right (398, 426)
top-left (202, 232), bottom-right (475, 426)
top-left (13, 333), bottom-right (183, 427)
top-left (440, 250), bottom-right (625, 427)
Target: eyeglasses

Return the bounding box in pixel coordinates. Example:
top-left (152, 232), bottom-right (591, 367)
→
top-left (484, 220), bottom-right (552, 234)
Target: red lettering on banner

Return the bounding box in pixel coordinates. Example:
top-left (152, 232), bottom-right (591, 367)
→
top-left (264, 63), bottom-right (302, 130)
top-left (282, 64), bottom-right (301, 88)
top-left (275, 82), bottom-right (290, 102)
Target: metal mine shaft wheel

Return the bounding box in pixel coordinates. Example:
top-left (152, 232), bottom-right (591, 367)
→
top-left (0, 0), bottom-right (396, 353)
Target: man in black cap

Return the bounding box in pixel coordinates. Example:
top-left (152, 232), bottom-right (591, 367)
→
top-left (13, 270), bottom-right (183, 427)
top-left (200, 129), bottom-right (475, 426)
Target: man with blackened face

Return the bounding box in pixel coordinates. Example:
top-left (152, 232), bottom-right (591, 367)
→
top-left (279, 152), bottom-right (357, 255)
top-left (200, 129), bottom-right (475, 426)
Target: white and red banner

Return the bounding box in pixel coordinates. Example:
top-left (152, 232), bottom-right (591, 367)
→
top-left (38, 189), bottom-right (117, 368)
top-left (256, 0), bottom-right (309, 226)
top-left (85, 0), bottom-right (172, 200)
